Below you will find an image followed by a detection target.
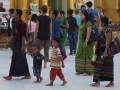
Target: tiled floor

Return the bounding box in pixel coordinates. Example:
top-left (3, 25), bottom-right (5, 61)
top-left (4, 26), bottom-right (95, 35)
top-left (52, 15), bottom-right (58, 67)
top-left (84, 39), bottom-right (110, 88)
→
top-left (0, 48), bottom-right (120, 90)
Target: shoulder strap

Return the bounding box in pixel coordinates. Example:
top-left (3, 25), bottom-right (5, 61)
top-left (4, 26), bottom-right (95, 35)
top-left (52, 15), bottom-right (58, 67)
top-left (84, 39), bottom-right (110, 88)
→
top-left (30, 20), bottom-right (31, 32)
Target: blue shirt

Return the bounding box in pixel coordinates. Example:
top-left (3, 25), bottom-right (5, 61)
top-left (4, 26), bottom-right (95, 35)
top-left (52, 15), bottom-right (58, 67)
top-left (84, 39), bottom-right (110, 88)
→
top-left (52, 18), bottom-right (60, 37)
top-left (73, 14), bottom-right (81, 26)
top-left (86, 9), bottom-right (98, 17)
top-left (31, 53), bottom-right (44, 69)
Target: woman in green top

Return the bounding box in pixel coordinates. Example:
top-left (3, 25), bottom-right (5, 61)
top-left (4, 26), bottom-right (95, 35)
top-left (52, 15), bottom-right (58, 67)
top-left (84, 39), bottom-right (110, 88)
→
top-left (75, 10), bottom-right (93, 76)
top-left (58, 10), bottom-right (69, 53)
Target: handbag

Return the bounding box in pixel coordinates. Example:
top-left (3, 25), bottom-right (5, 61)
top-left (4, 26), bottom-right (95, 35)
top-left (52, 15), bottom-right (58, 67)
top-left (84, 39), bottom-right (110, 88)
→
top-left (103, 28), bottom-right (120, 56)
top-left (107, 35), bottom-right (120, 56)
top-left (82, 24), bottom-right (99, 44)
top-left (26, 20), bottom-right (33, 43)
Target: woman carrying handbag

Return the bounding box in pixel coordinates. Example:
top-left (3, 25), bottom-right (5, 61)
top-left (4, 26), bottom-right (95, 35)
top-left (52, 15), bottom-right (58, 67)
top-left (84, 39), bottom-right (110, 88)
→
top-left (90, 17), bottom-right (114, 87)
top-left (27, 14), bottom-right (37, 53)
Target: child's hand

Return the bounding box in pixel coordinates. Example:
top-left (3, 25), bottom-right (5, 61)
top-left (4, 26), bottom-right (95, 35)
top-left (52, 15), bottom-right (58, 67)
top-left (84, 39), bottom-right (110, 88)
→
top-left (44, 65), bottom-right (47, 69)
top-left (44, 63), bottom-right (47, 69)
top-left (26, 51), bottom-right (31, 55)
top-left (62, 64), bottom-right (65, 68)
top-left (49, 59), bottom-right (52, 62)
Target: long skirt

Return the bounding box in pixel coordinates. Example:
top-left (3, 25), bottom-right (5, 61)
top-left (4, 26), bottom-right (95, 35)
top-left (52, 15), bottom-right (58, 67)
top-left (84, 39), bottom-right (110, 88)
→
top-left (9, 41), bottom-right (30, 76)
top-left (93, 56), bottom-right (114, 82)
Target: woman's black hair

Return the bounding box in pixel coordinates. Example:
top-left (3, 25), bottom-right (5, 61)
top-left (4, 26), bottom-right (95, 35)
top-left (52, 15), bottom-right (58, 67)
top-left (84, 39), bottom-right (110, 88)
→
top-left (31, 14), bottom-right (37, 22)
top-left (81, 10), bottom-right (90, 23)
top-left (101, 17), bottom-right (109, 26)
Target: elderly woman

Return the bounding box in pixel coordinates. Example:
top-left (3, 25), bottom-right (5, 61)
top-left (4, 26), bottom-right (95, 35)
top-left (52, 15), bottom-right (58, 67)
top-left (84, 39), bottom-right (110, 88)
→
top-left (90, 17), bottom-right (114, 87)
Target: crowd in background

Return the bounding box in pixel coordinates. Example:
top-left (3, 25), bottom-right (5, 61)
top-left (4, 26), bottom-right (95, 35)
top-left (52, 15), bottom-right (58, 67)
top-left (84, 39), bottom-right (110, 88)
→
top-left (0, 1), bottom-right (114, 87)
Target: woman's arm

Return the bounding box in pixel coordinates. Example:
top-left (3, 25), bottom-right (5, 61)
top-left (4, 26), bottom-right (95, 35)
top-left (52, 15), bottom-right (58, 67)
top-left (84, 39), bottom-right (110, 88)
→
top-left (27, 21), bottom-right (30, 35)
top-left (50, 22), bottom-right (52, 36)
top-left (83, 26), bottom-right (92, 48)
top-left (34, 20), bottom-right (39, 41)
top-left (103, 32), bottom-right (111, 57)
top-left (61, 23), bottom-right (69, 28)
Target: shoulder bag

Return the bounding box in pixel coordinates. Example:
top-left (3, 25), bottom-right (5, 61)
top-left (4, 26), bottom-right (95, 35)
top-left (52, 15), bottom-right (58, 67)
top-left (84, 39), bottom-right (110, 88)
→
top-left (82, 23), bottom-right (99, 44)
top-left (26, 20), bottom-right (33, 43)
top-left (106, 28), bottom-right (120, 56)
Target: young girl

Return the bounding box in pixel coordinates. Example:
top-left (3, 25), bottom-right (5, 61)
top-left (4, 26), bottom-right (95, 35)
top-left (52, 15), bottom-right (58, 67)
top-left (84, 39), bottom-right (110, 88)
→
top-left (27, 44), bottom-right (47, 83)
top-left (46, 37), bottom-right (67, 86)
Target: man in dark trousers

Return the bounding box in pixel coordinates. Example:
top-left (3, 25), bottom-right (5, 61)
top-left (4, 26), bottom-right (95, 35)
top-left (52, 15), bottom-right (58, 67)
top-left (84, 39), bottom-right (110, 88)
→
top-left (67, 9), bottom-right (77, 55)
top-left (4, 9), bottom-right (31, 80)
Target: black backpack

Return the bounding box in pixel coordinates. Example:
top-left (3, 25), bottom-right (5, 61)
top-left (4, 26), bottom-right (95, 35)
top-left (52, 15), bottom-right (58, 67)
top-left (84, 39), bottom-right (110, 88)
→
top-left (88, 9), bottom-right (94, 26)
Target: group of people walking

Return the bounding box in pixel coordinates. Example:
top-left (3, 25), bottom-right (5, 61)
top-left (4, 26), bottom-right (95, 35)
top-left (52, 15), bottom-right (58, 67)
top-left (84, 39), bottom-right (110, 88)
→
top-left (3, 1), bottom-right (114, 87)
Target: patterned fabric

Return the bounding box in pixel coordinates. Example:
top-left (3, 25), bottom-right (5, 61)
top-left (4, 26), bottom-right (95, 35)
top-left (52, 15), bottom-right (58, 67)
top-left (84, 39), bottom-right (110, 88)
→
top-left (50, 68), bottom-right (64, 82)
top-left (33, 68), bottom-right (41, 76)
top-left (51, 37), bottom-right (67, 60)
top-left (93, 28), bottom-right (114, 82)
top-left (75, 21), bottom-right (94, 74)
top-left (50, 48), bottom-right (62, 69)
top-left (13, 19), bottom-right (27, 41)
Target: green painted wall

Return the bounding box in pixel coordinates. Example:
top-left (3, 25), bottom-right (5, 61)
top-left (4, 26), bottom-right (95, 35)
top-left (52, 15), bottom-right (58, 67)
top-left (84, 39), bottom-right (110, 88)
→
top-left (51, 0), bottom-right (67, 17)
top-left (61, 0), bottom-right (67, 17)
top-left (51, 0), bottom-right (61, 11)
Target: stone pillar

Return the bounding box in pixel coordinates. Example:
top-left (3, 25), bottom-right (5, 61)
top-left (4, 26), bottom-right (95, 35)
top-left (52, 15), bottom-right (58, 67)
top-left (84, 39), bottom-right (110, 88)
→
top-left (10, 0), bottom-right (15, 8)
top-left (42, 0), bottom-right (48, 5)
top-left (68, 0), bottom-right (74, 9)
top-left (16, 0), bottom-right (31, 23)
top-left (61, 0), bottom-right (67, 17)
top-left (94, 0), bottom-right (120, 23)
top-left (113, 0), bottom-right (120, 23)
top-left (41, 0), bottom-right (49, 14)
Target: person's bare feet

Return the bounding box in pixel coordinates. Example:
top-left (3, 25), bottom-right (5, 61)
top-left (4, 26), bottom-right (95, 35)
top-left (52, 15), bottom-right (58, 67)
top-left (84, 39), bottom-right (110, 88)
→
top-left (83, 73), bottom-right (90, 76)
top-left (61, 79), bottom-right (67, 86)
top-left (39, 77), bottom-right (43, 82)
top-left (3, 76), bottom-right (12, 80)
top-left (90, 83), bottom-right (100, 86)
top-left (75, 73), bottom-right (80, 75)
top-left (46, 82), bottom-right (53, 86)
top-left (105, 83), bottom-right (114, 87)
top-left (21, 75), bottom-right (31, 79)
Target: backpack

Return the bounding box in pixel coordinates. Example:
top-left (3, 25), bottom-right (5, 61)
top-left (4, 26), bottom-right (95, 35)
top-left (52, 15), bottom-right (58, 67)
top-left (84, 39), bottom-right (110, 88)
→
top-left (88, 9), bottom-right (95, 26)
